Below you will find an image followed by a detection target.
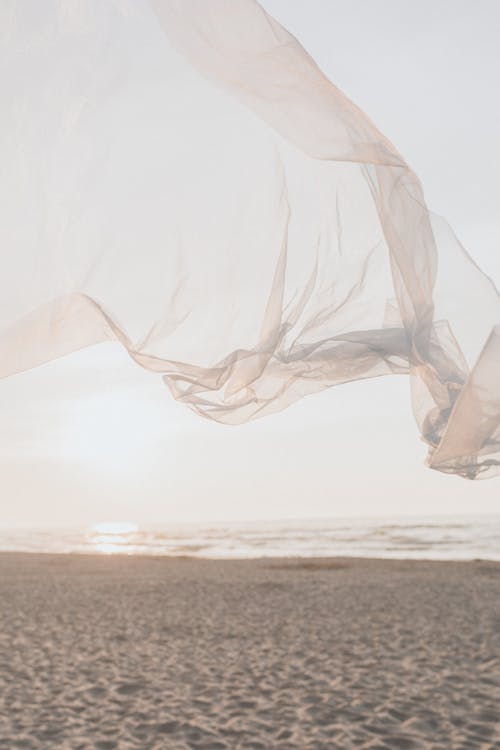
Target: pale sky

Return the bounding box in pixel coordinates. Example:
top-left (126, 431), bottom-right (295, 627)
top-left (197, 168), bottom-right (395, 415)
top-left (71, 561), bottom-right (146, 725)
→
top-left (1, 0), bottom-right (499, 529)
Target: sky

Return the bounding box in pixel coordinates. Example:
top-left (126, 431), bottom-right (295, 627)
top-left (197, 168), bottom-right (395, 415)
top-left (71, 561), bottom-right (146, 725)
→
top-left (1, 0), bottom-right (500, 529)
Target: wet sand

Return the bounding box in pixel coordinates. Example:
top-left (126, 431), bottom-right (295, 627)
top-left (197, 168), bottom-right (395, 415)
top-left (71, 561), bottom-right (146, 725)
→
top-left (0, 553), bottom-right (499, 749)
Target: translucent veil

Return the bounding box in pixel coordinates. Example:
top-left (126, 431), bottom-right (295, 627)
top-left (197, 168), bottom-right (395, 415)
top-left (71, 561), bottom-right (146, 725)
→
top-left (2, 0), bottom-right (499, 478)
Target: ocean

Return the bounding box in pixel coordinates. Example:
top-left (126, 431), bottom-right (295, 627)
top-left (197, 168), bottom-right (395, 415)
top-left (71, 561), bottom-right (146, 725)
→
top-left (0, 515), bottom-right (499, 560)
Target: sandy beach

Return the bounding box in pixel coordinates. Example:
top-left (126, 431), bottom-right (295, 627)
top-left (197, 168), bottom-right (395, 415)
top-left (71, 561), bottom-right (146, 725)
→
top-left (0, 554), bottom-right (499, 749)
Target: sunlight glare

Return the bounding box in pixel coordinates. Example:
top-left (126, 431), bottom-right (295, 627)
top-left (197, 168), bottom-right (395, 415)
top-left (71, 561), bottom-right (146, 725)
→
top-left (90, 521), bottom-right (139, 554)
top-left (92, 521), bottom-right (138, 535)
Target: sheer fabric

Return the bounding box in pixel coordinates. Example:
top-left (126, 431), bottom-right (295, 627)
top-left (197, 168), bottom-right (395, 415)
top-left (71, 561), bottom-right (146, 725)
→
top-left (1, 0), bottom-right (499, 477)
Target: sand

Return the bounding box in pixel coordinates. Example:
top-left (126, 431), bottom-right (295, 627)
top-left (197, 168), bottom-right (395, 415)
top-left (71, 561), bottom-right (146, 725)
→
top-left (0, 554), bottom-right (499, 749)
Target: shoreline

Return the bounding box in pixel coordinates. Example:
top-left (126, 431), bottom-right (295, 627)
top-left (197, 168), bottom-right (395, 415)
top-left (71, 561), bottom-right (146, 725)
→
top-left (1, 550), bottom-right (500, 564)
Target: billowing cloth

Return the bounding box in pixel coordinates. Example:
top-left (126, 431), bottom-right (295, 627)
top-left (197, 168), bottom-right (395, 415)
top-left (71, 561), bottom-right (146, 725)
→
top-left (1, 0), bottom-right (499, 478)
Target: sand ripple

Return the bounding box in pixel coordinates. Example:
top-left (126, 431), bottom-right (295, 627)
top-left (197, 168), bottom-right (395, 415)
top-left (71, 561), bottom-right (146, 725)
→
top-left (0, 554), bottom-right (499, 749)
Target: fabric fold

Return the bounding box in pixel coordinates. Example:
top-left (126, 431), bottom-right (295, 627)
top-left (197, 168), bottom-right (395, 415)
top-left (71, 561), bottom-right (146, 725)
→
top-left (1, 0), bottom-right (499, 478)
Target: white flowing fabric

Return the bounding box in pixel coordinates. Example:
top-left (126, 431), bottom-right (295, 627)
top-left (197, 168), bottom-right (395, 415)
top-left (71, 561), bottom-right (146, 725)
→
top-left (2, 0), bottom-right (500, 478)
